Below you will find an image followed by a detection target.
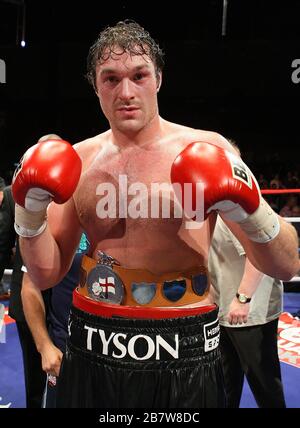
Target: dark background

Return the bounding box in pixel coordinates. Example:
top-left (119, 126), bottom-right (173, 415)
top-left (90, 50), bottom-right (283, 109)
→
top-left (0, 0), bottom-right (300, 183)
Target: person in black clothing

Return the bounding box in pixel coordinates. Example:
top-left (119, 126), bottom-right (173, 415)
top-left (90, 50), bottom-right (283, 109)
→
top-left (0, 176), bottom-right (9, 298)
top-left (0, 176), bottom-right (5, 191)
top-left (0, 185), bottom-right (47, 408)
top-left (0, 185), bottom-right (14, 296)
top-left (22, 233), bottom-right (89, 408)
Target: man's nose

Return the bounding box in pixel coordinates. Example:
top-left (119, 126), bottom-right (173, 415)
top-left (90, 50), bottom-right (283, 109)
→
top-left (118, 78), bottom-right (134, 101)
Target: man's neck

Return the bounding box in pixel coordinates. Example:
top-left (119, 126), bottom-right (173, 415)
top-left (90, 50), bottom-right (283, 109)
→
top-left (110, 116), bottom-right (164, 151)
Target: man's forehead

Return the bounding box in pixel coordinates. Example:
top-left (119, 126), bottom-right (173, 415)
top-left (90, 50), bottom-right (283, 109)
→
top-left (98, 47), bottom-right (153, 70)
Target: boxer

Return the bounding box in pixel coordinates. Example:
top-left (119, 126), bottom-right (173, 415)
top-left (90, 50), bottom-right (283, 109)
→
top-left (12, 21), bottom-right (299, 408)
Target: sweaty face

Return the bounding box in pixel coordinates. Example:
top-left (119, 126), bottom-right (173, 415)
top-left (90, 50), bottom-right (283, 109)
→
top-left (95, 47), bottom-right (160, 135)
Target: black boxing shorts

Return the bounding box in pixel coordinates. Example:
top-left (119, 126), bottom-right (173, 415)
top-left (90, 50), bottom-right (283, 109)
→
top-left (56, 296), bottom-right (225, 408)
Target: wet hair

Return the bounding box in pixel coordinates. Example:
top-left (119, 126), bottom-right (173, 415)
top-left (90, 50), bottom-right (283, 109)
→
top-left (86, 20), bottom-right (165, 90)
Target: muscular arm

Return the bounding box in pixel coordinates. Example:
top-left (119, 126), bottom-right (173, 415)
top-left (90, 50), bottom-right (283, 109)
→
top-left (174, 133), bottom-right (299, 281)
top-left (19, 197), bottom-right (83, 288)
top-left (21, 272), bottom-right (63, 376)
top-left (225, 216), bottom-right (299, 281)
top-left (13, 136), bottom-right (84, 289)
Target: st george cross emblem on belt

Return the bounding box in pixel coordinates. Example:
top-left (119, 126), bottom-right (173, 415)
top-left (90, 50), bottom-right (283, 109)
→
top-left (86, 251), bottom-right (125, 304)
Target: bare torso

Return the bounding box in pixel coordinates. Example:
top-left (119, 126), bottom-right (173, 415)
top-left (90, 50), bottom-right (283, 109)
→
top-left (72, 119), bottom-right (230, 304)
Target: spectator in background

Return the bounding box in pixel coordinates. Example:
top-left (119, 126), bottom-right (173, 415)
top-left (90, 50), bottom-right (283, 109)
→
top-left (0, 184), bottom-right (14, 299)
top-left (209, 141), bottom-right (287, 408)
top-left (22, 233), bottom-right (89, 408)
top-left (284, 171), bottom-right (300, 189)
top-left (0, 176), bottom-right (6, 191)
top-left (209, 216), bottom-right (286, 408)
top-left (257, 173), bottom-right (268, 189)
top-left (270, 174), bottom-right (285, 190)
top-left (0, 176), bottom-right (8, 297)
top-left (0, 176), bottom-right (5, 205)
top-left (0, 185), bottom-right (47, 407)
top-left (291, 205), bottom-right (300, 217)
top-left (279, 195), bottom-right (299, 218)
top-left (293, 171), bottom-right (299, 187)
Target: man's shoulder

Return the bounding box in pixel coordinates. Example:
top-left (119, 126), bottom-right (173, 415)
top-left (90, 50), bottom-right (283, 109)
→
top-left (71, 132), bottom-right (110, 172)
top-left (73, 132), bottom-right (111, 160)
top-left (187, 129), bottom-right (235, 152)
top-left (167, 123), bottom-right (235, 153)
top-left (74, 132), bottom-right (108, 152)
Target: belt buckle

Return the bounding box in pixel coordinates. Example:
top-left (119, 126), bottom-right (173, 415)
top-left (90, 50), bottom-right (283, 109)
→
top-left (86, 251), bottom-right (125, 305)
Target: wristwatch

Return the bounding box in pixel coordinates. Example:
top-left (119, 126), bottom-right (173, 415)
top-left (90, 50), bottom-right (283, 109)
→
top-left (236, 293), bottom-right (251, 303)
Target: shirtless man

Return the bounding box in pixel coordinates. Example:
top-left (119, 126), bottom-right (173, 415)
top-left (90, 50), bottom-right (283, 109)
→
top-left (12, 21), bottom-right (299, 408)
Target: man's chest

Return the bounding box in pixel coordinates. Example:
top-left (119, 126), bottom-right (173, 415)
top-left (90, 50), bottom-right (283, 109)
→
top-left (74, 148), bottom-right (182, 230)
top-left (109, 147), bottom-right (175, 184)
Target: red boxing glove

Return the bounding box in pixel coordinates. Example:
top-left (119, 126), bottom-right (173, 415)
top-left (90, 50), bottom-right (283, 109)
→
top-left (171, 142), bottom-right (280, 243)
top-left (12, 137), bottom-right (82, 237)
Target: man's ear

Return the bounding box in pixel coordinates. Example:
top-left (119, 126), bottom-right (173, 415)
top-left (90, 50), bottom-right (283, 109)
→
top-left (156, 73), bottom-right (162, 92)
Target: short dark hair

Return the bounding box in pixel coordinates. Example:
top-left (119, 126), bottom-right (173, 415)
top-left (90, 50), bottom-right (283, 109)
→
top-left (86, 20), bottom-right (165, 90)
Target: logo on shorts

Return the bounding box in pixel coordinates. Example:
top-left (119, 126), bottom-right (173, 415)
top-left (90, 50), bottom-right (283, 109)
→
top-left (84, 325), bottom-right (179, 361)
top-left (203, 319), bottom-right (220, 352)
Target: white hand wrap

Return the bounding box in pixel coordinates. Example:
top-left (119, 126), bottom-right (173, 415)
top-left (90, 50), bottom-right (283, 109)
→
top-left (238, 198), bottom-right (280, 243)
top-left (14, 204), bottom-right (47, 238)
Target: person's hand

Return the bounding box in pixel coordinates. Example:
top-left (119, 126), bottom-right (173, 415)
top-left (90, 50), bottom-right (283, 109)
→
top-left (12, 135), bottom-right (82, 237)
top-left (227, 298), bottom-right (250, 325)
top-left (171, 141), bottom-right (280, 243)
top-left (0, 190), bottom-right (3, 207)
top-left (40, 342), bottom-right (63, 377)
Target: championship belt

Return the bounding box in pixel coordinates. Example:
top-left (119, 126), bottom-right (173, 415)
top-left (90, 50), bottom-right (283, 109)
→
top-left (86, 251), bottom-right (125, 305)
top-left (79, 253), bottom-right (210, 307)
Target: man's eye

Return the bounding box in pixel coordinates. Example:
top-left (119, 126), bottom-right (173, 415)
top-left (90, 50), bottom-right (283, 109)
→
top-left (134, 73), bottom-right (144, 81)
top-left (106, 76), bottom-right (118, 83)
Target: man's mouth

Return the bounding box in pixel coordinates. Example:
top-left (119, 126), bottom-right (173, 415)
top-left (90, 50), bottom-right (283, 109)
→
top-left (117, 106), bottom-right (139, 111)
